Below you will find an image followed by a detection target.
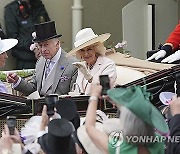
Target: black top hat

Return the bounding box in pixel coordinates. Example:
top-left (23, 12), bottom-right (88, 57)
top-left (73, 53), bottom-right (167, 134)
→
top-left (34, 21), bottom-right (62, 43)
top-left (38, 118), bottom-right (76, 154)
top-left (55, 98), bottom-right (80, 130)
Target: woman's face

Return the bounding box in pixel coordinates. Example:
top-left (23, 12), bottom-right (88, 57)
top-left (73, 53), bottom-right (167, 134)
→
top-left (79, 45), bottom-right (97, 65)
top-left (0, 52), bottom-right (8, 67)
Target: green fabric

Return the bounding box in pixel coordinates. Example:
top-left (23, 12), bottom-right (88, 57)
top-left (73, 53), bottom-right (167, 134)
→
top-left (107, 86), bottom-right (169, 134)
top-left (108, 134), bottom-right (164, 154)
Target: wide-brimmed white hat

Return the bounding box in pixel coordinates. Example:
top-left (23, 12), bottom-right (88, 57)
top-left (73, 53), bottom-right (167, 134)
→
top-left (77, 118), bottom-right (120, 154)
top-left (0, 38), bottom-right (18, 54)
top-left (67, 28), bottom-right (110, 57)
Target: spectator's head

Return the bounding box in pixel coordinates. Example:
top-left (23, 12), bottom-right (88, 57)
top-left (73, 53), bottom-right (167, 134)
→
top-left (76, 118), bottom-right (120, 154)
top-left (34, 21), bottom-right (62, 60)
top-left (55, 98), bottom-right (80, 130)
top-left (38, 118), bottom-right (76, 154)
top-left (67, 28), bottom-right (110, 64)
top-left (77, 122), bottom-right (103, 154)
top-left (107, 86), bottom-right (169, 144)
top-left (0, 38), bottom-right (18, 67)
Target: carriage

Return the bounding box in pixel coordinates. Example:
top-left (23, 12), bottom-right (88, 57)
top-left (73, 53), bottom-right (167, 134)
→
top-left (0, 51), bottom-right (178, 134)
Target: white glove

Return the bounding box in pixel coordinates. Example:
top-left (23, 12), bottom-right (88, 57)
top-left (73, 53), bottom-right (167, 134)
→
top-left (30, 43), bottom-right (38, 51)
top-left (147, 50), bottom-right (166, 61)
top-left (72, 61), bottom-right (93, 81)
top-left (161, 50), bottom-right (180, 63)
top-left (32, 32), bottom-right (36, 38)
top-left (30, 32), bottom-right (38, 51)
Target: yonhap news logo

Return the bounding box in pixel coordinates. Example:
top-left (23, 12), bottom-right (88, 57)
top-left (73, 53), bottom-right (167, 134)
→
top-left (108, 130), bottom-right (180, 147)
top-left (108, 131), bottom-right (123, 148)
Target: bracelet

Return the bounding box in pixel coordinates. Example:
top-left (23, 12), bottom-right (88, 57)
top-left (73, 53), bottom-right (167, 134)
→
top-left (88, 96), bottom-right (98, 103)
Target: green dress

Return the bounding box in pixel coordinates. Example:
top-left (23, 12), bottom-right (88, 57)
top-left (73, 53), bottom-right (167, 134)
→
top-left (108, 135), bottom-right (164, 154)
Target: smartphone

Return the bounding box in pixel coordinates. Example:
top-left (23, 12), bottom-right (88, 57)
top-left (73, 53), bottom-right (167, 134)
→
top-left (6, 116), bottom-right (16, 135)
top-left (99, 75), bottom-right (110, 95)
top-left (45, 94), bottom-right (58, 116)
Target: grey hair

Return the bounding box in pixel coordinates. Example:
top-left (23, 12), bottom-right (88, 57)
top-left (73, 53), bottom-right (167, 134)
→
top-left (119, 106), bottom-right (155, 144)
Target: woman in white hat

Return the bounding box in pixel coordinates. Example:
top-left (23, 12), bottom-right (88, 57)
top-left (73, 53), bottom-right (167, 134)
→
top-left (68, 28), bottom-right (117, 95)
top-left (0, 38), bottom-right (18, 93)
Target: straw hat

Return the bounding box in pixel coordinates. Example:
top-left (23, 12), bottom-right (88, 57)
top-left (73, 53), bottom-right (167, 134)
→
top-left (67, 28), bottom-right (110, 57)
top-left (0, 38), bottom-right (18, 54)
top-left (77, 118), bottom-right (121, 154)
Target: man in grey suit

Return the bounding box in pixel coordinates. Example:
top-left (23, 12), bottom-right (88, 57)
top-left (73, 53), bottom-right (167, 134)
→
top-left (7, 21), bottom-right (78, 96)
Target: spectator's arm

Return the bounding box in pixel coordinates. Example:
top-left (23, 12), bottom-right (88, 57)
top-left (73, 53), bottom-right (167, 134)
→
top-left (85, 84), bottom-right (109, 153)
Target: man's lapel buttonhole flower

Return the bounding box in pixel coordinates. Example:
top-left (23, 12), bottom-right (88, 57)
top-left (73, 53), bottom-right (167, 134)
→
top-left (60, 66), bottom-right (65, 70)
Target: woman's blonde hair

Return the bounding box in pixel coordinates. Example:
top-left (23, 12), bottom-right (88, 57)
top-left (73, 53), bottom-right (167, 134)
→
top-left (76, 42), bottom-right (107, 60)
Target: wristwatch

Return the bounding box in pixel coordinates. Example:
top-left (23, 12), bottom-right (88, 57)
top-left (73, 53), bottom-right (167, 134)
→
top-left (88, 96), bottom-right (98, 103)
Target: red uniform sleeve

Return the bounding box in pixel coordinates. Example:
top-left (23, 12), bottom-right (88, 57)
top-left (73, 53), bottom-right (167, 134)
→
top-left (166, 23), bottom-right (180, 52)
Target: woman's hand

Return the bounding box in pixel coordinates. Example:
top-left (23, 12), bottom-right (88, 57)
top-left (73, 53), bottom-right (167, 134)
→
top-left (40, 105), bottom-right (49, 131)
top-left (90, 83), bottom-right (102, 98)
top-left (72, 61), bottom-right (93, 81)
top-left (0, 125), bottom-right (13, 151)
top-left (10, 128), bottom-right (22, 144)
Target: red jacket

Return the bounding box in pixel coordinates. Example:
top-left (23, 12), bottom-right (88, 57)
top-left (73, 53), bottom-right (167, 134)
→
top-left (166, 22), bottom-right (180, 51)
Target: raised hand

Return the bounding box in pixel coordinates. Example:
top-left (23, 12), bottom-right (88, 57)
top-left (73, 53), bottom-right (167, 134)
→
top-left (72, 61), bottom-right (93, 81)
top-left (6, 72), bottom-right (19, 84)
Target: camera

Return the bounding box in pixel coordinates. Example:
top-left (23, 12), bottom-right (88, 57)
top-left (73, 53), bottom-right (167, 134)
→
top-left (6, 116), bottom-right (16, 135)
top-left (99, 75), bottom-right (110, 95)
top-left (45, 94), bottom-right (59, 116)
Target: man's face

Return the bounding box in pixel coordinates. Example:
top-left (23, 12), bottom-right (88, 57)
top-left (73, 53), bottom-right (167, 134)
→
top-left (38, 39), bottom-right (60, 59)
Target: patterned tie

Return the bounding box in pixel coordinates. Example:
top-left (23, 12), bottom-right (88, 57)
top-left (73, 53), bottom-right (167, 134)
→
top-left (45, 60), bottom-right (51, 79)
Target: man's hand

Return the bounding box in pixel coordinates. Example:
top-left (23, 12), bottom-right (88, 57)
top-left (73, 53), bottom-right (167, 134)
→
top-left (147, 50), bottom-right (166, 61)
top-left (6, 73), bottom-right (19, 84)
top-left (72, 61), bottom-right (93, 81)
top-left (161, 50), bottom-right (180, 63)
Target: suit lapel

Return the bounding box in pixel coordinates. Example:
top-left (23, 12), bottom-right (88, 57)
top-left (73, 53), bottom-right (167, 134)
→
top-left (90, 57), bottom-right (102, 77)
top-left (79, 57), bottom-right (103, 93)
top-left (36, 58), bottom-right (46, 92)
top-left (40, 62), bottom-right (57, 94)
top-left (52, 51), bottom-right (68, 93)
